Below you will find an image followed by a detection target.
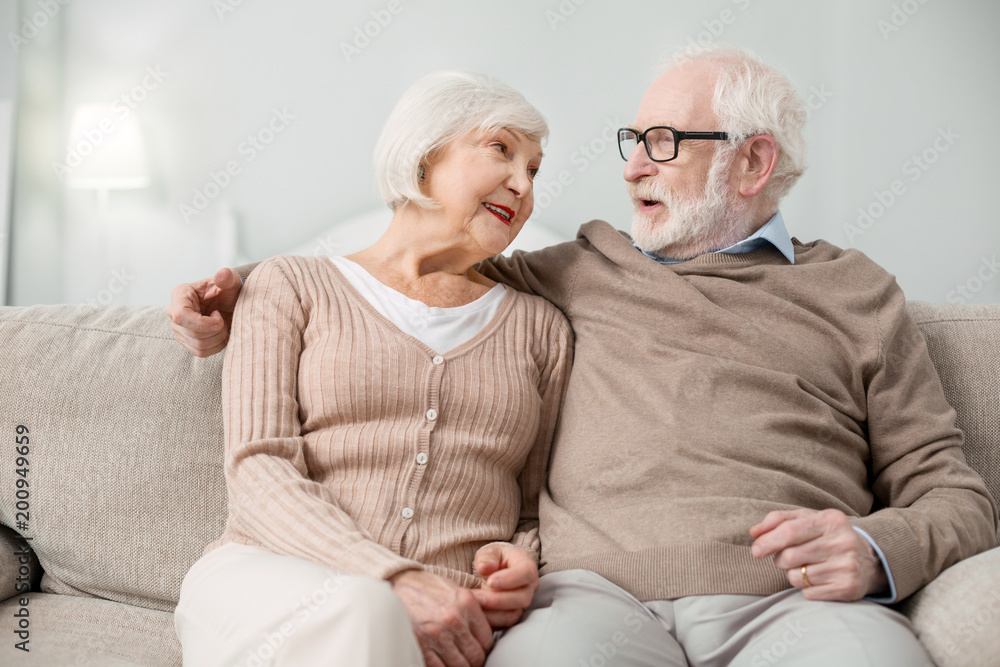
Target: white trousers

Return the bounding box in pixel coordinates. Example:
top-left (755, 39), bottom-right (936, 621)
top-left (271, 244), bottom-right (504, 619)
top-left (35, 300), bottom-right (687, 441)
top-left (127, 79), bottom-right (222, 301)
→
top-left (174, 542), bottom-right (424, 667)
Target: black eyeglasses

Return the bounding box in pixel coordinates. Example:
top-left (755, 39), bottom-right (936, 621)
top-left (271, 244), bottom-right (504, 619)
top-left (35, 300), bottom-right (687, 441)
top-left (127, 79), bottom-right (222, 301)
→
top-left (617, 126), bottom-right (730, 162)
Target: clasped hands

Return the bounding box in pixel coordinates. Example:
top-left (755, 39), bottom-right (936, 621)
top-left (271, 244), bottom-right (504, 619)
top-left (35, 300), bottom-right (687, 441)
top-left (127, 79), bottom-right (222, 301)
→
top-left (750, 508), bottom-right (888, 601)
top-left (389, 543), bottom-right (539, 667)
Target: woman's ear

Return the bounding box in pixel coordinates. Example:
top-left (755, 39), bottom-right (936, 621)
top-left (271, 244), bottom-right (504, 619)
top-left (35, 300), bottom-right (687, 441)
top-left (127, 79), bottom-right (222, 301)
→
top-left (737, 134), bottom-right (778, 198)
top-left (417, 145), bottom-right (445, 192)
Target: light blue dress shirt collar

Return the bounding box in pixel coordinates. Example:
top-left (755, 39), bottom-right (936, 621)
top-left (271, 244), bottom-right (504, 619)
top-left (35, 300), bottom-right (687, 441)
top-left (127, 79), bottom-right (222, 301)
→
top-left (635, 210), bottom-right (795, 265)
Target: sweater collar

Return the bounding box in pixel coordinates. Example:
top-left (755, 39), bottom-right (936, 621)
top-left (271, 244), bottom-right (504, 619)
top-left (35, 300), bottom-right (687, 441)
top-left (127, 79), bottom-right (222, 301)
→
top-left (576, 219), bottom-right (789, 272)
top-left (633, 211), bottom-right (795, 265)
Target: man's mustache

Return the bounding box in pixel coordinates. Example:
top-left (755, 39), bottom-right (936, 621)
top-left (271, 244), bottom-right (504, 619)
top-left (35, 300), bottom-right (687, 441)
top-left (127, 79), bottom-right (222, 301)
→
top-left (626, 179), bottom-right (673, 205)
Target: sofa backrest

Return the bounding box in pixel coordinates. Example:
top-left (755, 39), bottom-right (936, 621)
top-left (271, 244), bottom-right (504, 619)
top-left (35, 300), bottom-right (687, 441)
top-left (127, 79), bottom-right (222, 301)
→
top-left (0, 300), bottom-right (997, 612)
top-left (907, 301), bottom-right (1000, 541)
top-left (0, 304), bottom-right (227, 612)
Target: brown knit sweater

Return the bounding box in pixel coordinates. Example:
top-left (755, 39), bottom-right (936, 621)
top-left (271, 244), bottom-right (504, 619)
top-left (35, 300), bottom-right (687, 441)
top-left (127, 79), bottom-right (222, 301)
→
top-left (205, 254), bottom-right (573, 588)
top-left (476, 220), bottom-right (998, 602)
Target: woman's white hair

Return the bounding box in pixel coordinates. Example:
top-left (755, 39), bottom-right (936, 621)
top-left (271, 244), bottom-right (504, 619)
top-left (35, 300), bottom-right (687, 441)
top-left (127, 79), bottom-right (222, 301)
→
top-left (662, 44), bottom-right (808, 207)
top-left (373, 71), bottom-right (548, 210)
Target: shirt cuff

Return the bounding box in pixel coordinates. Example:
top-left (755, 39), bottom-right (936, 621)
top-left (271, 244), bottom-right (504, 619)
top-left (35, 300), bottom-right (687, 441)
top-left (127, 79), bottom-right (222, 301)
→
top-left (853, 526), bottom-right (898, 604)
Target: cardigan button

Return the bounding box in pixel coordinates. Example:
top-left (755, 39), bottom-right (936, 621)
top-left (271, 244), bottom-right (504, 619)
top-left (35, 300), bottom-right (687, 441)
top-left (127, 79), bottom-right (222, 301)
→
top-left (426, 409), bottom-right (438, 421)
top-left (432, 355), bottom-right (444, 365)
top-left (416, 453), bottom-right (428, 465)
top-left (401, 507), bottom-right (414, 519)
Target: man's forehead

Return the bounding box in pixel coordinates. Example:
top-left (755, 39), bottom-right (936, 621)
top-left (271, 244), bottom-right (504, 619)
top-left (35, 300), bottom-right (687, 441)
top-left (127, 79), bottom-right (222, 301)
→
top-left (634, 64), bottom-right (718, 129)
top-left (633, 91), bottom-right (701, 127)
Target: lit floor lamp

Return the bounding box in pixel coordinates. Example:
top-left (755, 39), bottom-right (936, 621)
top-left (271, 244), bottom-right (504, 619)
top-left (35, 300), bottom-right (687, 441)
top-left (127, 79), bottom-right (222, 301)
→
top-left (64, 104), bottom-right (149, 285)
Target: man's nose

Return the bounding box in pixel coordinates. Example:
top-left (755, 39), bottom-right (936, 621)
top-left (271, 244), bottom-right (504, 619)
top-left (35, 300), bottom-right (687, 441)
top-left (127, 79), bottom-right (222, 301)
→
top-left (623, 144), bottom-right (657, 182)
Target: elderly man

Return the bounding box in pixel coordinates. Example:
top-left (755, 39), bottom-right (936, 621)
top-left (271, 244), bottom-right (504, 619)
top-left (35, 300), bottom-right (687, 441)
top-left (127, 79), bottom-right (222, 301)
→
top-left (168, 45), bottom-right (996, 666)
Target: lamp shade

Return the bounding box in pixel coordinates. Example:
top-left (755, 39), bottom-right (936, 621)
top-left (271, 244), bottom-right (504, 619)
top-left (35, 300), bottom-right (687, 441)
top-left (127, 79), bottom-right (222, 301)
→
top-left (64, 104), bottom-right (150, 190)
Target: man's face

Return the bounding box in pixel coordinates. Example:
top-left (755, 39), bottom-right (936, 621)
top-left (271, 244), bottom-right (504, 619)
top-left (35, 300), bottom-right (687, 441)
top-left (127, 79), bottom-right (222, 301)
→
top-left (624, 61), bottom-right (751, 259)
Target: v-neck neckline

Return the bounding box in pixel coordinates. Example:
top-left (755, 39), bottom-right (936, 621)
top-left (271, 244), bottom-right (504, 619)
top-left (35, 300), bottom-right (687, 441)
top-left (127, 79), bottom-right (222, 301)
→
top-left (322, 258), bottom-right (518, 359)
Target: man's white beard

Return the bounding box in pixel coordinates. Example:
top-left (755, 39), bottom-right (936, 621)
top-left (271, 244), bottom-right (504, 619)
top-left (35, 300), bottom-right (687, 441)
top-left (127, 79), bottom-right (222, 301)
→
top-left (628, 151), bottom-right (754, 259)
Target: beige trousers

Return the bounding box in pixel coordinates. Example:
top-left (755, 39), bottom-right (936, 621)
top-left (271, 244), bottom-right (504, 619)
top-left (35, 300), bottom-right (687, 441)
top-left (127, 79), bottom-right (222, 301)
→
top-left (485, 569), bottom-right (935, 667)
top-left (173, 542), bottom-right (423, 667)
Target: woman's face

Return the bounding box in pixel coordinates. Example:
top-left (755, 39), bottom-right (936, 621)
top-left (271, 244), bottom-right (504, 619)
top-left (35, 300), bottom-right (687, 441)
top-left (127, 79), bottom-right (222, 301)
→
top-left (423, 127), bottom-right (543, 257)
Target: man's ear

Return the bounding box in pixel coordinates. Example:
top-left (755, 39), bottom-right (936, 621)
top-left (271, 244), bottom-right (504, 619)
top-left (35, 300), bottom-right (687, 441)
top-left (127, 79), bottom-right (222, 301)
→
top-left (736, 134), bottom-right (778, 198)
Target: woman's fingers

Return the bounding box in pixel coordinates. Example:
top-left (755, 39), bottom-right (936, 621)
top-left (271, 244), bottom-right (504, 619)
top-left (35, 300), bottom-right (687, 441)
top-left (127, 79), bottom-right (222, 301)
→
top-left (391, 570), bottom-right (492, 667)
top-left (487, 549), bottom-right (538, 590)
top-left (483, 608), bottom-right (523, 629)
top-left (473, 544), bottom-right (503, 580)
top-left (472, 585), bottom-right (534, 611)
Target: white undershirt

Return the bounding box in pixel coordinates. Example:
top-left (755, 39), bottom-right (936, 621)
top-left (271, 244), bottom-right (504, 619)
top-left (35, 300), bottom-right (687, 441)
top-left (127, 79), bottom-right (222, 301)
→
top-left (328, 256), bottom-right (507, 354)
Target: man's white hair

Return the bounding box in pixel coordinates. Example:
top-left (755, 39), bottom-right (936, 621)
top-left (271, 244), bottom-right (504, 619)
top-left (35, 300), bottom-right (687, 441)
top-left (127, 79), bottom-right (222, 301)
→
top-left (373, 71), bottom-right (548, 211)
top-left (661, 44), bottom-right (807, 208)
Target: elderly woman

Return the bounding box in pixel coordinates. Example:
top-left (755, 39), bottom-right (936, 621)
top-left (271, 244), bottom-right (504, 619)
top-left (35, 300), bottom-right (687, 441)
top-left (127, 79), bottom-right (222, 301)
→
top-left (172, 71), bottom-right (572, 667)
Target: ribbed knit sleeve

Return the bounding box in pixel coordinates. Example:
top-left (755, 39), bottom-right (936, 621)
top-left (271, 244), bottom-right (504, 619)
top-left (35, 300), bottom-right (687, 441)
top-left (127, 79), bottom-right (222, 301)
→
top-left (502, 309), bottom-right (574, 560)
top-left (851, 273), bottom-right (998, 599)
top-left (220, 256), bottom-right (425, 581)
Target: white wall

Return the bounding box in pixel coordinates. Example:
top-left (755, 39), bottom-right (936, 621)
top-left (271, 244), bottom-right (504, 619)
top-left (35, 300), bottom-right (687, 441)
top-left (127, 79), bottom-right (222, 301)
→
top-left (0, 2), bottom-right (17, 305)
top-left (8, 0), bottom-right (1000, 306)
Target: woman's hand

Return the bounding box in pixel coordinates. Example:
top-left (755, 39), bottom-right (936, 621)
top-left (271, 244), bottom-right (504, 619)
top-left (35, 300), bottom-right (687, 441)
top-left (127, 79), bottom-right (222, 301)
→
top-left (166, 267), bottom-right (243, 357)
top-left (471, 543), bottom-right (540, 629)
top-left (389, 569), bottom-right (494, 667)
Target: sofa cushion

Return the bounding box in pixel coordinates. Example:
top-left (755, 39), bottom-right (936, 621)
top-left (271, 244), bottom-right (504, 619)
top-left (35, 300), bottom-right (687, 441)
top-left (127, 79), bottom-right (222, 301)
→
top-left (0, 524), bottom-right (40, 600)
top-left (0, 592), bottom-right (179, 666)
top-left (896, 546), bottom-right (1000, 667)
top-left (908, 301), bottom-right (1000, 541)
top-left (0, 305), bottom-right (227, 612)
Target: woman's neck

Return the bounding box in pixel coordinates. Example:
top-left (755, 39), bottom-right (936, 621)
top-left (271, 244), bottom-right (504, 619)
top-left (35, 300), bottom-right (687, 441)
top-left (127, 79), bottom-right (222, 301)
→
top-left (345, 206), bottom-right (497, 307)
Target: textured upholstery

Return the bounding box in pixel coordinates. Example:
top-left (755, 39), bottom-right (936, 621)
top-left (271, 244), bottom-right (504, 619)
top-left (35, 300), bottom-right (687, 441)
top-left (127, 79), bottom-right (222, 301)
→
top-left (907, 301), bottom-right (1000, 542)
top-left (897, 547), bottom-right (1000, 667)
top-left (0, 592), bottom-right (179, 666)
top-left (0, 524), bottom-right (40, 601)
top-left (0, 300), bottom-right (996, 666)
top-left (896, 302), bottom-right (1000, 666)
top-left (0, 304), bottom-right (227, 614)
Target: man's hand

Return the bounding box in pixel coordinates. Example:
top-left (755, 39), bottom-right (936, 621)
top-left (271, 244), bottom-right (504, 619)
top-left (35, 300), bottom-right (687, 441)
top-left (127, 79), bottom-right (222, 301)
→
top-left (166, 267), bottom-right (243, 357)
top-left (471, 543), bottom-right (540, 629)
top-left (750, 508), bottom-right (888, 601)
top-left (389, 569), bottom-right (494, 667)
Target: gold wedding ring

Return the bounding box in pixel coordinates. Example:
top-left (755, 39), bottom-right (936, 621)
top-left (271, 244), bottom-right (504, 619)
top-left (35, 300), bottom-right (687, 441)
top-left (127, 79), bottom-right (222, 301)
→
top-left (801, 564), bottom-right (812, 588)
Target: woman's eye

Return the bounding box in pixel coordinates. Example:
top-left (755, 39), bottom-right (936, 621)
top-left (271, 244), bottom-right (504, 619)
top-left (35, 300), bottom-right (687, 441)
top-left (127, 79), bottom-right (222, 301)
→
top-left (529, 168), bottom-right (540, 179)
top-left (492, 142), bottom-right (508, 155)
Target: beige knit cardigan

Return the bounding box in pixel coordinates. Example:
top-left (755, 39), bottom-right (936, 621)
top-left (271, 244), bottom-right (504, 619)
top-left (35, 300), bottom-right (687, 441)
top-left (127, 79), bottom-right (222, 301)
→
top-left (203, 255), bottom-right (574, 588)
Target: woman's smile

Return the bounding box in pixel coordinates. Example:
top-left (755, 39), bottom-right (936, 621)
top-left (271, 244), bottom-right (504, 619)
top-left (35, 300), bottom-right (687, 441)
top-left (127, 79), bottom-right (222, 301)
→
top-left (483, 202), bottom-right (514, 226)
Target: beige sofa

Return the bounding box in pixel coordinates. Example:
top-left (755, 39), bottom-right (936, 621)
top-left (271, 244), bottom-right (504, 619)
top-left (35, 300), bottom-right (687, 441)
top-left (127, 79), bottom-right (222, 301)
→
top-left (0, 299), bottom-right (997, 666)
